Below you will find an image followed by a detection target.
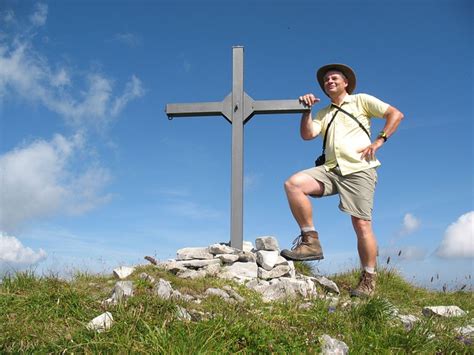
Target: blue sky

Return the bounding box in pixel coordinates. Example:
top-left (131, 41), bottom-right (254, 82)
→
top-left (0, 0), bottom-right (472, 290)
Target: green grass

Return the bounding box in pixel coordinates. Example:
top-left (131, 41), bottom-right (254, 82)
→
top-left (1, 267), bottom-right (472, 353)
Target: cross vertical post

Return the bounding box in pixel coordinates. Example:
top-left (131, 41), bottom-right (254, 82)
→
top-left (231, 46), bottom-right (244, 250)
top-left (165, 46), bottom-right (310, 250)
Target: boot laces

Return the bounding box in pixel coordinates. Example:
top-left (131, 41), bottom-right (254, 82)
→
top-left (291, 234), bottom-right (308, 250)
top-left (359, 272), bottom-right (375, 291)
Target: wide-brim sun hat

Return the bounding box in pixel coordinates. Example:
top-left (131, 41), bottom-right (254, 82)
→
top-left (316, 63), bottom-right (356, 96)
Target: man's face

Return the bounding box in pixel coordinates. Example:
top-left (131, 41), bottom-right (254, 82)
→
top-left (323, 70), bottom-right (348, 96)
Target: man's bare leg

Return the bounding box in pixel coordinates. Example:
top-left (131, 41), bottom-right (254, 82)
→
top-left (351, 216), bottom-right (377, 268)
top-left (350, 216), bottom-right (378, 297)
top-left (284, 172), bottom-right (324, 228)
top-left (280, 172), bottom-right (325, 261)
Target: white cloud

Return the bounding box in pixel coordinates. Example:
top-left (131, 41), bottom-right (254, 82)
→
top-left (50, 67), bottom-right (71, 87)
top-left (0, 235), bottom-right (47, 275)
top-left (29, 3), bottom-right (48, 27)
top-left (111, 75), bottom-right (145, 116)
top-left (0, 23), bottom-right (144, 130)
top-left (436, 211), bottom-right (474, 259)
top-left (0, 134), bottom-right (112, 233)
top-left (400, 213), bottom-right (420, 235)
top-left (0, 3), bottom-right (139, 232)
top-left (2, 10), bottom-right (15, 24)
top-left (113, 32), bottom-right (143, 47)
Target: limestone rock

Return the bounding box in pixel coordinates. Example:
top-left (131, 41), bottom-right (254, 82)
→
top-left (326, 296), bottom-right (339, 310)
top-left (223, 285), bottom-right (245, 303)
top-left (169, 288), bottom-right (195, 302)
top-left (113, 266), bottom-right (135, 279)
top-left (208, 243), bottom-right (238, 255)
top-left (203, 263), bottom-right (222, 276)
top-left (311, 275), bottom-right (340, 295)
top-left (177, 269), bottom-right (207, 279)
top-left (282, 277), bottom-right (317, 299)
top-left (154, 278), bottom-right (174, 300)
top-left (175, 259), bottom-right (221, 269)
top-left (163, 261), bottom-right (188, 274)
top-left (398, 314), bottom-right (420, 330)
top-left (205, 288), bottom-right (231, 300)
top-left (243, 241), bottom-right (254, 252)
top-left (422, 306), bottom-right (466, 317)
top-left (258, 264), bottom-right (291, 280)
top-left (246, 279), bottom-right (269, 289)
top-left (180, 294), bottom-right (196, 302)
top-left (250, 277), bottom-right (316, 302)
top-left (256, 250), bottom-right (280, 271)
top-left (176, 247), bottom-right (213, 260)
top-left (455, 325), bottom-right (474, 337)
top-left (175, 306), bottom-right (192, 321)
top-left (216, 254), bottom-right (240, 264)
top-left (319, 334), bottom-right (349, 355)
top-left (274, 255), bottom-right (289, 266)
top-left (87, 312), bottom-right (113, 333)
top-left (255, 236), bottom-right (280, 251)
top-left (238, 251), bottom-right (257, 263)
top-left (139, 272), bottom-right (156, 283)
top-left (144, 255), bottom-right (158, 265)
top-left (287, 260), bottom-right (296, 278)
top-left (219, 262), bottom-right (258, 282)
top-left (251, 281), bottom-right (292, 302)
top-left (113, 281), bottom-right (134, 301)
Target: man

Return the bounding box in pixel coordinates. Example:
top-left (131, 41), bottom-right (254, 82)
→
top-left (280, 64), bottom-right (404, 297)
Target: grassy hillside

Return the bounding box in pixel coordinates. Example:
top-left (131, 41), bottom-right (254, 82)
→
top-left (1, 266), bottom-right (472, 353)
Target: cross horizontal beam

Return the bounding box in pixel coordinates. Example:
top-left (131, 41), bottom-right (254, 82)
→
top-left (166, 94), bottom-right (233, 123)
top-left (166, 93), bottom-right (309, 124)
top-left (243, 95), bottom-right (309, 124)
top-left (252, 99), bottom-right (309, 114)
top-left (166, 101), bottom-right (223, 117)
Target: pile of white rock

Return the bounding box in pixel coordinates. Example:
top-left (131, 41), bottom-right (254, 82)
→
top-left (158, 236), bottom-right (339, 302)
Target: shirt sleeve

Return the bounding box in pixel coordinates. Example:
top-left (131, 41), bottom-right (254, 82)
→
top-left (359, 93), bottom-right (390, 119)
top-left (312, 110), bottom-right (323, 136)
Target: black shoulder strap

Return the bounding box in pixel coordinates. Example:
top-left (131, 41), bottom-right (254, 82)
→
top-left (336, 105), bottom-right (371, 139)
top-left (321, 107), bottom-right (340, 153)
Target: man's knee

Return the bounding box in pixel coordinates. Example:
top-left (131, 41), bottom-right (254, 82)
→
top-left (284, 174), bottom-right (304, 192)
top-left (284, 173), bottom-right (322, 196)
top-left (352, 216), bottom-right (373, 236)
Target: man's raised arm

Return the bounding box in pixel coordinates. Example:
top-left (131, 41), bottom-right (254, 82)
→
top-left (299, 93), bottom-right (321, 140)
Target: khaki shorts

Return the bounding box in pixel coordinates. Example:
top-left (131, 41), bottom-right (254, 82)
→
top-left (302, 166), bottom-right (377, 220)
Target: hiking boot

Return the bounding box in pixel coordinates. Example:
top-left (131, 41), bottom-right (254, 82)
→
top-left (280, 231), bottom-right (324, 261)
top-left (350, 271), bottom-right (377, 298)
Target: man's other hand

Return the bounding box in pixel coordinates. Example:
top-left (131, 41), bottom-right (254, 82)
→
top-left (358, 139), bottom-right (384, 161)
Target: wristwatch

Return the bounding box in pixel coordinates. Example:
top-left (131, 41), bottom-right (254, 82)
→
top-left (377, 131), bottom-right (388, 142)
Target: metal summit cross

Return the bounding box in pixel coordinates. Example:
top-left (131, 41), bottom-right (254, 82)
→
top-left (166, 46), bottom-right (310, 250)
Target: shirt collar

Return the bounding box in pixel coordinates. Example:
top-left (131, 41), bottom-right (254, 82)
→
top-left (330, 94), bottom-right (354, 108)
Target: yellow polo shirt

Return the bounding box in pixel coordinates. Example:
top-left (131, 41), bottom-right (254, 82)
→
top-left (312, 94), bottom-right (390, 176)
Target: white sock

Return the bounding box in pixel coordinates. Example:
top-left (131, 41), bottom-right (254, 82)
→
top-left (364, 266), bottom-right (376, 274)
top-left (301, 226), bottom-right (315, 233)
